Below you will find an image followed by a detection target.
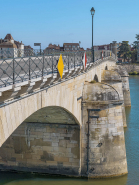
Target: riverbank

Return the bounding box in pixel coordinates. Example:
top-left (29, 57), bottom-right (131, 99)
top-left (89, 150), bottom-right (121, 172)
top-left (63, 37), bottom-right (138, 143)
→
top-left (119, 64), bottom-right (139, 73)
top-left (129, 71), bottom-right (139, 75)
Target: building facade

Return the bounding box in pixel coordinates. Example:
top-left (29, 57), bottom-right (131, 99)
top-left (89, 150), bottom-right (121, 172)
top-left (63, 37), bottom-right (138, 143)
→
top-left (44, 43), bottom-right (81, 54)
top-left (63, 43), bottom-right (79, 51)
top-left (0, 34), bottom-right (24, 58)
top-left (44, 44), bottom-right (61, 54)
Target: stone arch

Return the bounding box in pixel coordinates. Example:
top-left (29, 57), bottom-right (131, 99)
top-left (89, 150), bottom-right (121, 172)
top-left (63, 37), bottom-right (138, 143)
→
top-left (105, 65), bottom-right (108, 70)
top-left (83, 82), bottom-right (120, 101)
top-left (24, 106), bottom-right (80, 125)
top-left (0, 105), bottom-right (81, 176)
top-left (94, 74), bottom-right (99, 82)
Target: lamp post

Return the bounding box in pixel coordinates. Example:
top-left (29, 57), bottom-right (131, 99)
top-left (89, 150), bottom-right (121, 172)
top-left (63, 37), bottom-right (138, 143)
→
top-left (90, 7), bottom-right (95, 62)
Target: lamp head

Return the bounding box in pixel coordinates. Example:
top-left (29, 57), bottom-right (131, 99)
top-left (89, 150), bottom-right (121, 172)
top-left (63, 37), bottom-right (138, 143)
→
top-left (90, 7), bottom-right (95, 16)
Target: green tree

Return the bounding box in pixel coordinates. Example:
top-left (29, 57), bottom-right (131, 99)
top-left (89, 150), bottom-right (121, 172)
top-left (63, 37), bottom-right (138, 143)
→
top-left (118, 41), bottom-right (131, 62)
top-left (131, 49), bottom-right (137, 63)
top-left (133, 34), bottom-right (139, 49)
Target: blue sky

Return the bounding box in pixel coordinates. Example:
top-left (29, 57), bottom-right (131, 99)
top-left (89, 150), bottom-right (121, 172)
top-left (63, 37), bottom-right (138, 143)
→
top-left (1, 0), bottom-right (139, 49)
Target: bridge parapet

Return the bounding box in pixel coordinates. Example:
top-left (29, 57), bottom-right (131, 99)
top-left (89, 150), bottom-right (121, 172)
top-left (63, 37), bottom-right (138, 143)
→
top-left (0, 51), bottom-right (116, 105)
top-left (0, 50), bottom-right (116, 88)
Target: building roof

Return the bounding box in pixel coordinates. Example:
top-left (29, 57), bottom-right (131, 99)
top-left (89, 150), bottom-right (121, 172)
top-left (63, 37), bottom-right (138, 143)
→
top-left (14, 40), bottom-right (23, 46)
top-left (4, 34), bottom-right (14, 41)
top-left (24, 45), bottom-right (33, 50)
top-left (63, 43), bottom-right (79, 46)
top-left (80, 47), bottom-right (85, 51)
top-left (86, 48), bottom-right (91, 50)
top-left (0, 41), bottom-right (17, 48)
top-left (45, 44), bottom-right (60, 50)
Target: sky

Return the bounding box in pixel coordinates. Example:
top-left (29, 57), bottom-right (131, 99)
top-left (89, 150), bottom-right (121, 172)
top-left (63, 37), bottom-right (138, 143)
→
top-left (0, 0), bottom-right (139, 49)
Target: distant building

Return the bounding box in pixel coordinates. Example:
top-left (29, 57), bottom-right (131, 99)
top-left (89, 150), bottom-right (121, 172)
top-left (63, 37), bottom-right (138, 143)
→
top-left (0, 34), bottom-right (24, 58)
top-left (94, 44), bottom-right (110, 51)
top-left (24, 45), bottom-right (33, 56)
top-left (79, 47), bottom-right (85, 51)
top-left (86, 48), bottom-right (91, 51)
top-left (44, 44), bottom-right (61, 54)
top-left (24, 45), bottom-right (33, 50)
top-left (63, 43), bottom-right (79, 51)
top-left (44, 43), bottom-right (80, 53)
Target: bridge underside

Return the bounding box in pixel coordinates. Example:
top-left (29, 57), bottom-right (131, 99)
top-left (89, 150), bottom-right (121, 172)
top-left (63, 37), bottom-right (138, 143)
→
top-left (0, 106), bottom-right (81, 176)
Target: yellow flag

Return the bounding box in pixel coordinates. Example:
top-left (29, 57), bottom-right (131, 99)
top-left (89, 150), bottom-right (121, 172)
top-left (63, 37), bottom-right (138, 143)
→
top-left (57, 54), bottom-right (64, 79)
top-left (110, 51), bottom-right (111, 56)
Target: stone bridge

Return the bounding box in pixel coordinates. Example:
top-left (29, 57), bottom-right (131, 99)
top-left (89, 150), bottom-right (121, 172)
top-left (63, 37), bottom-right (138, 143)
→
top-left (0, 53), bottom-right (131, 178)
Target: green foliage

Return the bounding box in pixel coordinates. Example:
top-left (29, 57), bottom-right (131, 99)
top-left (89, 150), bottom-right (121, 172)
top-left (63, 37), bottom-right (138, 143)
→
top-left (131, 49), bottom-right (137, 62)
top-left (118, 41), bottom-right (131, 62)
top-left (90, 80), bottom-right (96, 83)
top-left (133, 41), bottom-right (138, 49)
top-left (129, 71), bottom-right (139, 75)
top-left (135, 34), bottom-right (139, 41)
top-left (132, 34), bottom-right (139, 62)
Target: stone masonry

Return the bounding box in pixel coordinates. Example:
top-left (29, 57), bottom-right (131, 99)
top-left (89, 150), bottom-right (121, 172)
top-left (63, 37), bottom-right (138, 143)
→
top-left (0, 122), bottom-right (80, 176)
top-left (81, 82), bottom-right (128, 178)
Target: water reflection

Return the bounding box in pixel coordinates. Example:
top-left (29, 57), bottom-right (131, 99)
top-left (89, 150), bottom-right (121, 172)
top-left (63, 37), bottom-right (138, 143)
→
top-left (3, 174), bottom-right (128, 185)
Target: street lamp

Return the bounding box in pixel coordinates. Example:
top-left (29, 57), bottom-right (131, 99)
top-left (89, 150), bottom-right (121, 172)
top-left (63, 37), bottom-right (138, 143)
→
top-left (90, 7), bottom-right (95, 62)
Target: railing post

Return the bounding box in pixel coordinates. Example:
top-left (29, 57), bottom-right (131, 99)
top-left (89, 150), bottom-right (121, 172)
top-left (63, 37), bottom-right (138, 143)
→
top-left (42, 53), bottom-right (44, 77)
top-left (52, 54), bottom-right (53, 75)
top-left (74, 52), bottom-right (75, 70)
top-left (68, 53), bottom-right (69, 71)
top-left (29, 57), bottom-right (31, 80)
top-left (56, 59), bottom-right (58, 74)
top-left (13, 58), bottom-right (15, 84)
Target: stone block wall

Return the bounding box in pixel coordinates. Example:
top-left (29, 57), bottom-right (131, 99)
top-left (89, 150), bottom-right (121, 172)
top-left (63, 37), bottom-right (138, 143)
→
top-left (0, 122), bottom-right (80, 176)
top-left (121, 76), bottom-right (131, 107)
top-left (81, 103), bottom-right (128, 178)
top-left (81, 82), bottom-right (128, 178)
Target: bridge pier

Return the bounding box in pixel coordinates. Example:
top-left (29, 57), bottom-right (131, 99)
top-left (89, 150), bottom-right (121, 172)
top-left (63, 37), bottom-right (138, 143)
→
top-left (101, 70), bottom-right (127, 127)
top-left (114, 66), bottom-right (131, 107)
top-left (81, 82), bottom-right (128, 178)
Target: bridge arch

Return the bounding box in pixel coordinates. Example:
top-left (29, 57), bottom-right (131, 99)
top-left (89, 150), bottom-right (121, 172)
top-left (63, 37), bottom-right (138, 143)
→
top-left (105, 65), bottom-right (108, 70)
top-left (0, 105), bottom-right (81, 175)
top-left (94, 74), bottom-right (99, 82)
top-left (24, 106), bottom-right (80, 125)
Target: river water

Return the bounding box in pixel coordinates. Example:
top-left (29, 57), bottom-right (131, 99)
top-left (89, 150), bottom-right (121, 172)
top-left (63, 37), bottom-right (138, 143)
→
top-left (0, 76), bottom-right (139, 185)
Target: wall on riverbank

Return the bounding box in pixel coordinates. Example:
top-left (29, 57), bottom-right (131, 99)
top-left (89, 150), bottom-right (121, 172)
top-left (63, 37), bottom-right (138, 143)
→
top-left (0, 122), bottom-right (80, 176)
top-left (121, 64), bottom-right (139, 73)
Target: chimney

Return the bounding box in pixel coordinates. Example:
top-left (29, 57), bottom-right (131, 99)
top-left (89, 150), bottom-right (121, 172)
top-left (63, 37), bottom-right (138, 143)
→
top-left (1, 38), bottom-right (2, 43)
top-left (21, 41), bottom-right (22, 44)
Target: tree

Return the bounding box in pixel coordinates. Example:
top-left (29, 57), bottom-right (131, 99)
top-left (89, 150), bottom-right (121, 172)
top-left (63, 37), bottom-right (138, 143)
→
top-left (118, 41), bottom-right (131, 62)
top-left (131, 49), bottom-right (137, 63)
top-left (131, 34), bottom-right (139, 63)
top-left (133, 34), bottom-right (139, 49)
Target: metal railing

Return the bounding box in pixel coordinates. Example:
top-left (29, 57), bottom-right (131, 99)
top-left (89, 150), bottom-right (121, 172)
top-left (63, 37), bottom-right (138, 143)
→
top-left (0, 50), bottom-right (116, 88)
